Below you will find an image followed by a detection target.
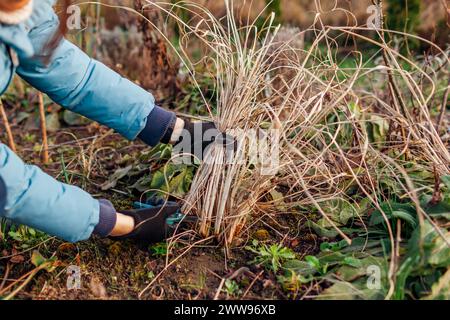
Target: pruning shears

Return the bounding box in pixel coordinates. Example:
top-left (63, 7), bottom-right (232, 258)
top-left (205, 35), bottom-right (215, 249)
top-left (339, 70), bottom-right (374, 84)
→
top-left (133, 201), bottom-right (198, 226)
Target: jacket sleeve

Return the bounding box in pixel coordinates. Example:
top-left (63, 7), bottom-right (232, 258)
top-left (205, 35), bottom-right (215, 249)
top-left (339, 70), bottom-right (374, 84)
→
top-left (16, 0), bottom-right (175, 143)
top-left (0, 143), bottom-right (99, 242)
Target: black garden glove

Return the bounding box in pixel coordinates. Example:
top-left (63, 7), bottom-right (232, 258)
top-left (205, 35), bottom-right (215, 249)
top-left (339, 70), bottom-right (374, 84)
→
top-left (110, 203), bottom-right (197, 246)
top-left (175, 120), bottom-right (236, 162)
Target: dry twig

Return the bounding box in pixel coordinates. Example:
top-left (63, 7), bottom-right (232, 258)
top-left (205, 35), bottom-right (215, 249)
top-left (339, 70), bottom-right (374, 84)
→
top-left (0, 99), bottom-right (16, 152)
top-left (38, 92), bottom-right (49, 164)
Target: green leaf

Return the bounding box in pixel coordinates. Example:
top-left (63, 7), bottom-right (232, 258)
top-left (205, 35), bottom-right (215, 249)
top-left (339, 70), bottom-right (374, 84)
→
top-left (392, 210), bottom-right (417, 227)
top-left (140, 144), bottom-right (173, 162)
top-left (168, 166), bottom-right (194, 197)
top-left (130, 175), bottom-right (152, 193)
top-left (45, 112), bottom-right (61, 132)
top-left (422, 269), bottom-right (450, 300)
top-left (320, 240), bottom-right (348, 252)
top-left (401, 221), bottom-right (449, 287)
top-left (318, 199), bottom-right (358, 227)
top-left (8, 231), bottom-right (22, 241)
top-left (394, 255), bottom-right (420, 300)
top-left (369, 201), bottom-right (416, 226)
top-left (338, 203), bottom-right (357, 225)
top-left (305, 221), bottom-right (361, 239)
top-left (101, 165), bottom-right (133, 190)
top-left (150, 164), bottom-right (177, 190)
top-left (336, 256), bottom-right (386, 282)
top-left (31, 250), bottom-right (46, 267)
top-left (63, 110), bottom-right (89, 126)
top-left (343, 257), bottom-right (363, 268)
top-left (16, 111), bottom-right (30, 124)
top-left (248, 243), bottom-right (296, 272)
top-left (316, 281), bottom-right (365, 300)
top-left (421, 194), bottom-right (450, 219)
top-left (282, 260), bottom-right (317, 277)
top-left (269, 189), bottom-right (287, 211)
top-left (148, 164), bottom-right (194, 198)
top-left (28, 228), bottom-right (36, 237)
top-left (368, 114), bottom-right (389, 146)
top-left (348, 101), bottom-right (362, 119)
top-left (428, 231), bottom-right (450, 267)
top-left (31, 250), bottom-right (59, 273)
top-left (341, 237), bottom-right (386, 256)
top-left (305, 255), bottom-right (321, 270)
top-left (305, 221), bottom-right (339, 238)
top-left (317, 279), bottom-right (386, 300)
top-left (441, 176), bottom-right (450, 190)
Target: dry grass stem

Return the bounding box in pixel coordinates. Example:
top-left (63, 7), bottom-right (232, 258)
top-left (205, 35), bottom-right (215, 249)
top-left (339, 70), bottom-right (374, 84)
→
top-left (0, 99), bottom-right (16, 153)
top-left (38, 92), bottom-right (49, 164)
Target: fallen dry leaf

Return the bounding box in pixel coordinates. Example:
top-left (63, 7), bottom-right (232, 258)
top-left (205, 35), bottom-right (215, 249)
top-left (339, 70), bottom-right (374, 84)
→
top-left (9, 254), bottom-right (25, 264)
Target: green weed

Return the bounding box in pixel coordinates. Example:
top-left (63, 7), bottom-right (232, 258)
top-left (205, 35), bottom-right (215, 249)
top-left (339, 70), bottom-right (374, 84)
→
top-left (246, 240), bottom-right (296, 272)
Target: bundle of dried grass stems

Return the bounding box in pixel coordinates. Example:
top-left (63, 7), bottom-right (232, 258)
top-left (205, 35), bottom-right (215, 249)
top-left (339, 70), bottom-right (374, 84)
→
top-left (144, 0), bottom-right (449, 248)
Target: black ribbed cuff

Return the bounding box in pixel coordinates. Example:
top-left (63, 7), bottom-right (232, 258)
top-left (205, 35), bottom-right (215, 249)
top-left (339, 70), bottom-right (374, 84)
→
top-left (138, 106), bottom-right (177, 146)
top-left (93, 199), bottom-right (117, 237)
top-left (0, 175), bottom-right (6, 216)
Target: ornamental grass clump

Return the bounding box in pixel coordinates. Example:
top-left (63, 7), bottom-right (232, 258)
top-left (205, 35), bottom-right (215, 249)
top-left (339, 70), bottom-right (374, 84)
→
top-left (132, 1), bottom-right (450, 250)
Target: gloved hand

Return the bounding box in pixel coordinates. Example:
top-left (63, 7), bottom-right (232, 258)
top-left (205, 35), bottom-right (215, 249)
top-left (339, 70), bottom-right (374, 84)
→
top-left (175, 120), bottom-right (236, 162)
top-left (110, 202), bottom-right (197, 245)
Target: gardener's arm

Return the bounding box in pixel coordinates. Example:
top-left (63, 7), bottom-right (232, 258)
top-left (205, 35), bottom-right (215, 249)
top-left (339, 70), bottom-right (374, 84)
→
top-left (0, 142), bottom-right (189, 244)
top-left (0, 143), bottom-right (102, 242)
top-left (2, 2), bottom-right (216, 243)
top-left (16, 1), bottom-right (175, 146)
